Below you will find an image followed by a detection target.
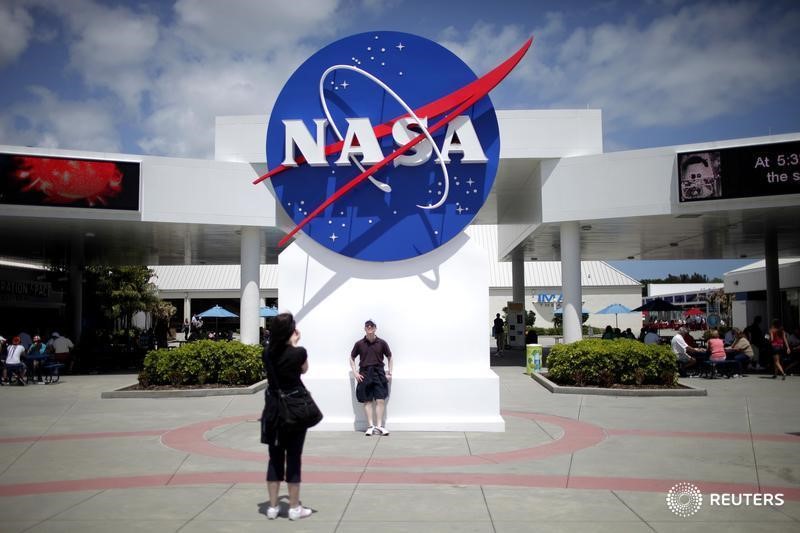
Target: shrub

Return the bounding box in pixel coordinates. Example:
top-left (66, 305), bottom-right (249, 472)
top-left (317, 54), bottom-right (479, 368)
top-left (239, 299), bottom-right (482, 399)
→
top-left (546, 338), bottom-right (677, 387)
top-left (139, 340), bottom-right (263, 387)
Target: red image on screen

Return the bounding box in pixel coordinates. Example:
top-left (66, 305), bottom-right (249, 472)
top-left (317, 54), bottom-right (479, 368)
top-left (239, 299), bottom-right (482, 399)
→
top-left (11, 157), bottom-right (124, 206)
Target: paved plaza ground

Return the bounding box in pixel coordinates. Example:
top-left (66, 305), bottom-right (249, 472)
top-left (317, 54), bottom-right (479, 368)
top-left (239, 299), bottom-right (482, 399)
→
top-left (1, 355), bottom-right (799, 532)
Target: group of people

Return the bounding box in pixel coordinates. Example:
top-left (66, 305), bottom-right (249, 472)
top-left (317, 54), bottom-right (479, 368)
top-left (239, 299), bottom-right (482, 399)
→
top-left (602, 326), bottom-right (637, 340)
top-left (180, 315), bottom-right (235, 342)
top-left (671, 317), bottom-right (799, 378)
top-left (0, 331), bottom-right (74, 385)
top-left (644, 318), bottom-right (707, 331)
top-left (261, 314), bottom-right (392, 520)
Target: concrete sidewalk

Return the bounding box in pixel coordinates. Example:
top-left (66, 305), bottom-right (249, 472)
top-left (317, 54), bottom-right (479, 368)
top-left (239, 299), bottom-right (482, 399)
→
top-left (0, 362), bottom-right (799, 532)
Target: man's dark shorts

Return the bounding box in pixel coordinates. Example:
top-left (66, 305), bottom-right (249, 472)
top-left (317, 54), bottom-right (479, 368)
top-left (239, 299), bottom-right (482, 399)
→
top-left (356, 365), bottom-right (389, 403)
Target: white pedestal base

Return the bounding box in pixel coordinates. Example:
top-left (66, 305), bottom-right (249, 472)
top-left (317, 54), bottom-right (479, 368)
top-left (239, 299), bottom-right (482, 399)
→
top-left (304, 369), bottom-right (504, 432)
top-left (279, 232), bottom-right (504, 432)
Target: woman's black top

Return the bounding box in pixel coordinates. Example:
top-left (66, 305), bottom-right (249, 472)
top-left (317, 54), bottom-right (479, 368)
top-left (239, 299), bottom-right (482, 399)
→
top-left (262, 344), bottom-right (309, 440)
top-left (263, 344), bottom-right (307, 391)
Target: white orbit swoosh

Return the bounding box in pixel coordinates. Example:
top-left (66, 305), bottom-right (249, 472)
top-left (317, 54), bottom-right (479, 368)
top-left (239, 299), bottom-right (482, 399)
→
top-left (319, 64), bottom-right (450, 210)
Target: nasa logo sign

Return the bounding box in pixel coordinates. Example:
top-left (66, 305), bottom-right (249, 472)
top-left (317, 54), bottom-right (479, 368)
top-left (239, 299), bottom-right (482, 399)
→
top-left (259, 31), bottom-right (530, 261)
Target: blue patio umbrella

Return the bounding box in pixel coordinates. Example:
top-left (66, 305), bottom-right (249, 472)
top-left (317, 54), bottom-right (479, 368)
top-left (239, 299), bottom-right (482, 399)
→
top-left (197, 305), bottom-right (238, 334)
top-left (198, 305), bottom-right (238, 318)
top-left (595, 303), bottom-right (632, 328)
top-left (259, 306), bottom-right (279, 318)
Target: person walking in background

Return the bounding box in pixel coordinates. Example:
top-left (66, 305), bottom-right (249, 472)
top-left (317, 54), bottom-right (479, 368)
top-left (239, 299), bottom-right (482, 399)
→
top-left (744, 315), bottom-right (766, 368)
top-left (262, 312), bottom-right (313, 520)
top-left (48, 332), bottom-right (74, 373)
top-left (350, 319), bottom-right (393, 436)
top-left (182, 318), bottom-right (190, 341)
top-left (769, 319), bottom-right (791, 380)
top-left (492, 313), bottom-right (505, 356)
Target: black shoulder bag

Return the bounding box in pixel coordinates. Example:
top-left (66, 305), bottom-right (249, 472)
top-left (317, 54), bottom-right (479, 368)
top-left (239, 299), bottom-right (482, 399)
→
top-left (263, 350), bottom-right (323, 436)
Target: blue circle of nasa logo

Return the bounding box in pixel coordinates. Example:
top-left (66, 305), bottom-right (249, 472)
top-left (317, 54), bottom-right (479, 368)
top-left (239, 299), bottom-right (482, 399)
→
top-left (266, 31), bottom-right (500, 262)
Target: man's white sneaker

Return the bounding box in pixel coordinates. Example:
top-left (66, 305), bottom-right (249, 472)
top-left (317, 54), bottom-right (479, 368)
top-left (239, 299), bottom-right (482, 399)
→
top-left (266, 506), bottom-right (279, 520)
top-left (288, 506), bottom-right (312, 520)
top-left (375, 426), bottom-right (389, 436)
top-left (365, 426), bottom-right (375, 436)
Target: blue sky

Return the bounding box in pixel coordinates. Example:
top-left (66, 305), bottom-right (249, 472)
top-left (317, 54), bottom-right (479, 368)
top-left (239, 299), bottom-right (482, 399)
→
top-left (0, 0), bottom-right (797, 278)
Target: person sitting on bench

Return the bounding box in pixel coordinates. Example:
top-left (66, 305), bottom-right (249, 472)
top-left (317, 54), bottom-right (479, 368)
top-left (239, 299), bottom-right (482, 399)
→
top-left (671, 327), bottom-right (705, 376)
top-left (2, 336), bottom-right (27, 385)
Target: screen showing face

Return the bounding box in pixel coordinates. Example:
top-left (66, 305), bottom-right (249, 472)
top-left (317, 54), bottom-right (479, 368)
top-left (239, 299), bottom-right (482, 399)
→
top-left (678, 151), bottom-right (722, 201)
top-left (0, 154), bottom-right (140, 210)
top-left (677, 140), bottom-right (800, 202)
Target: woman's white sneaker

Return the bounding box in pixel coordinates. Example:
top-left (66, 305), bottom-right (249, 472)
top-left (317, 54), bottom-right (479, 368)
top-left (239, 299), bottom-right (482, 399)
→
top-left (266, 506), bottom-right (279, 519)
top-left (375, 426), bottom-right (389, 436)
top-left (288, 506), bottom-right (312, 520)
top-left (365, 426), bottom-right (375, 436)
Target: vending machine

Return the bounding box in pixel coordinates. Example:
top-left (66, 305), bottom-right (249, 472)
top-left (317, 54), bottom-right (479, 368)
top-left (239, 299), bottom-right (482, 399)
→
top-left (505, 302), bottom-right (526, 349)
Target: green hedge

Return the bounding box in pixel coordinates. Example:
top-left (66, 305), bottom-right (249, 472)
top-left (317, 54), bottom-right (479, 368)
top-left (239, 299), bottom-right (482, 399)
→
top-left (139, 340), bottom-right (263, 387)
top-left (546, 338), bottom-right (678, 387)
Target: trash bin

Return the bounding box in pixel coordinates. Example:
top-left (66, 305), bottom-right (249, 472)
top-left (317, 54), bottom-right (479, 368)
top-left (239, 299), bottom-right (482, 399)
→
top-left (526, 344), bottom-right (542, 375)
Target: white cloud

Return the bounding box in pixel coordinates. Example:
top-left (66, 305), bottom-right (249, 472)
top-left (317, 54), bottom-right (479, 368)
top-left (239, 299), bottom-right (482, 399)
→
top-left (172, 0), bottom-right (340, 56)
top-left (0, 2), bottom-right (34, 67)
top-left (10, 86), bottom-right (121, 152)
top-left (6, 0), bottom-right (795, 158)
top-left (438, 14), bottom-right (568, 105)
top-left (1, 0), bottom-right (349, 157)
top-left (138, 58), bottom-right (291, 157)
top-left (438, 2), bottom-right (800, 136)
top-left (47, 0), bottom-right (160, 112)
top-left (359, 0), bottom-right (402, 13)
top-left (136, 0), bottom-right (345, 157)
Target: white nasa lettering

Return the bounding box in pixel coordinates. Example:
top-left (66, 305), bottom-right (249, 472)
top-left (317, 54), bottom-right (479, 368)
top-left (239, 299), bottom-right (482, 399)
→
top-left (335, 118), bottom-right (385, 166)
top-left (436, 115), bottom-right (488, 164)
top-left (282, 119), bottom-right (329, 167)
top-left (392, 117), bottom-right (432, 167)
top-left (284, 115), bottom-right (486, 168)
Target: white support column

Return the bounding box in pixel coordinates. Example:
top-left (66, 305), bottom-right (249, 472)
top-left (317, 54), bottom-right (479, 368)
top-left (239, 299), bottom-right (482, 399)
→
top-left (183, 293), bottom-right (191, 322)
top-left (70, 239), bottom-right (84, 341)
top-left (511, 247), bottom-right (525, 305)
top-left (560, 221), bottom-right (582, 343)
top-left (240, 227), bottom-right (261, 345)
top-left (764, 224), bottom-right (781, 324)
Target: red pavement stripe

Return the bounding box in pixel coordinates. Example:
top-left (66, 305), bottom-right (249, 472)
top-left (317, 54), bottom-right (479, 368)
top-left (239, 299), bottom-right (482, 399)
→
top-left (3, 471), bottom-right (799, 500)
top-left (0, 429), bottom-right (168, 444)
top-left (605, 428), bottom-right (800, 443)
top-left (159, 411), bottom-right (607, 467)
top-left (0, 474), bottom-right (173, 496)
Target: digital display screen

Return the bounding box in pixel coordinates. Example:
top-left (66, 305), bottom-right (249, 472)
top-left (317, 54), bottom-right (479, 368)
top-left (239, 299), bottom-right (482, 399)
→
top-left (678, 140), bottom-right (800, 202)
top-left (0, 154), bottom-right (140, 210)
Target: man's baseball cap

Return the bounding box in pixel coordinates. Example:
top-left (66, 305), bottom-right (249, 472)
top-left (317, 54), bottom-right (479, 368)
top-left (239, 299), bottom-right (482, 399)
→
top-left (364, 320), bottom-right (376, 328)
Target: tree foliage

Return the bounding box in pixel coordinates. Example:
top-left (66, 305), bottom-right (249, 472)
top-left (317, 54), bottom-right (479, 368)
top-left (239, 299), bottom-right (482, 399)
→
top-left (639, 273), bottom-right (722, 295)
top-left (86, 266), bottom-right (161, 329)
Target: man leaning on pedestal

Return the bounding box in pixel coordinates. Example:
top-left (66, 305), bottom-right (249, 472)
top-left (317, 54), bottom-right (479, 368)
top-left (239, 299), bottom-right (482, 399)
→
top-left (349, 319), bottom-right (393, 436)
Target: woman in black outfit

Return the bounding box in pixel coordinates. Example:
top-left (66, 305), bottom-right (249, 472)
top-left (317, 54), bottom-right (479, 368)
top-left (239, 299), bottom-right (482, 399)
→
top-left (263, 312), bottom-right (312, 520)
